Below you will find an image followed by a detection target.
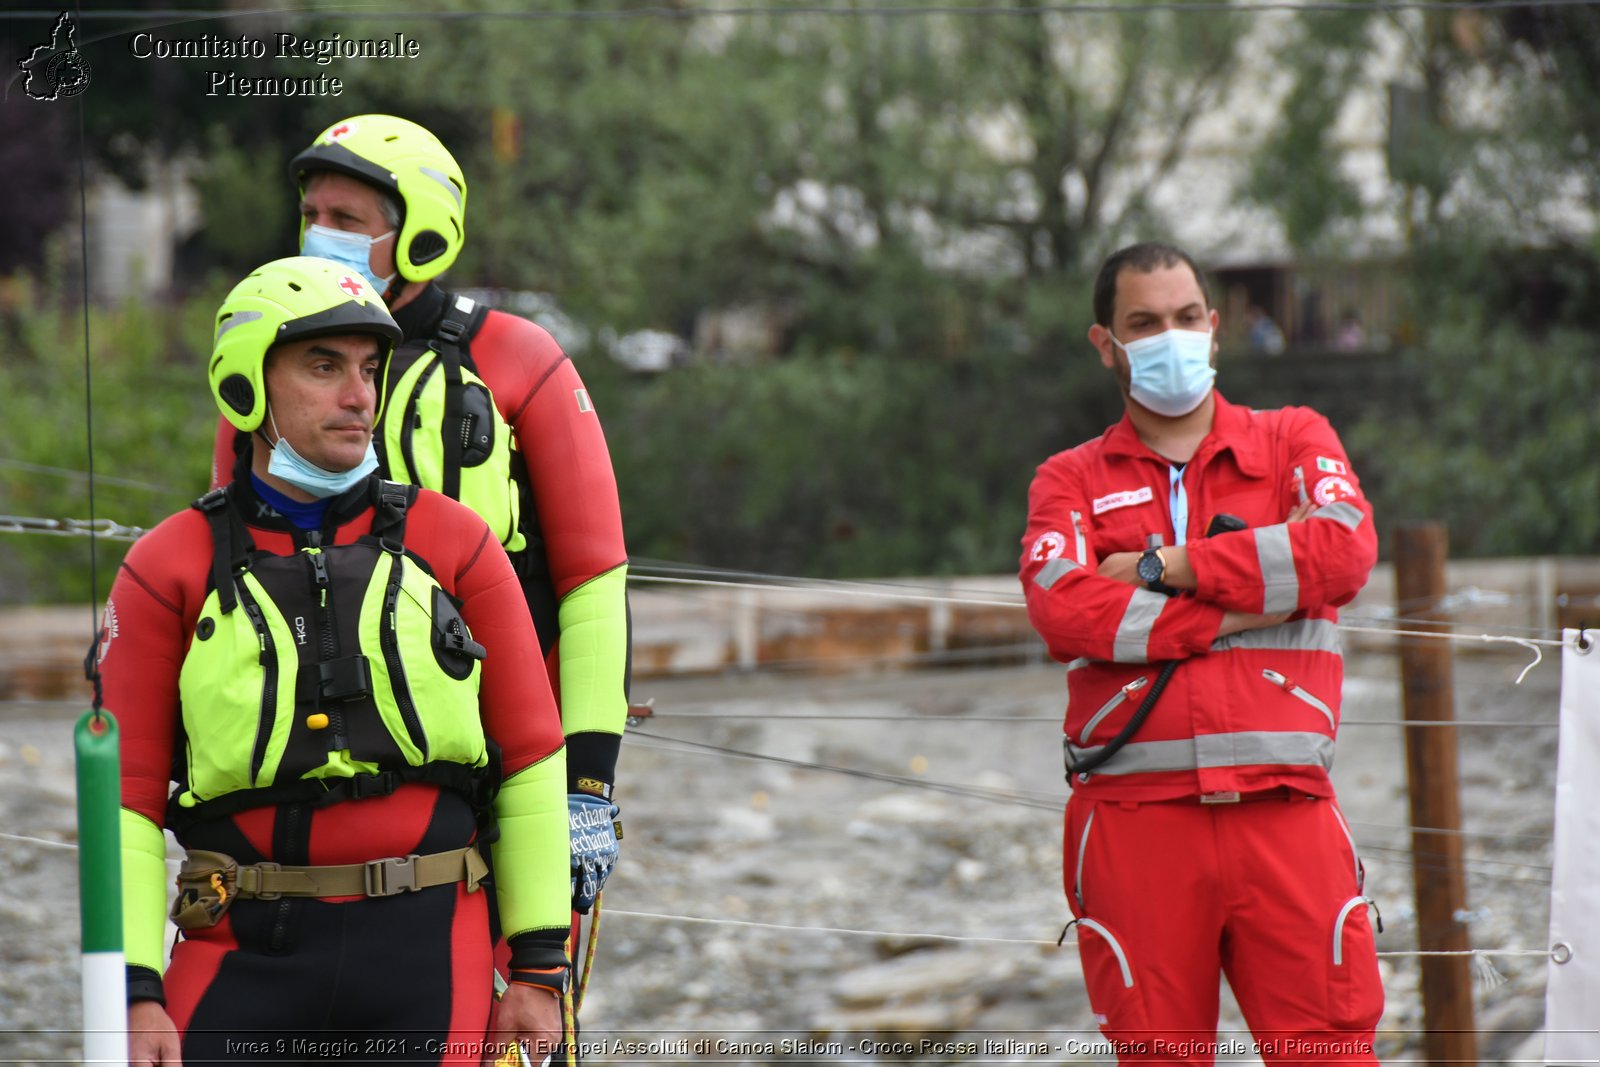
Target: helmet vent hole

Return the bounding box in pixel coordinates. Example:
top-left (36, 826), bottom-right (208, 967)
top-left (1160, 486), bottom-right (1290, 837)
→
top-left (218, 374), bottom-right (255, 416)
top-left (288, 282), bottom-right (302, 291)
top-left (411, 231), bottom-right (447, 265)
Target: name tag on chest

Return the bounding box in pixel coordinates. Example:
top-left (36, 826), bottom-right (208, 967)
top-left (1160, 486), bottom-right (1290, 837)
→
top-left (1092, 486), bottom-right (1154, 515)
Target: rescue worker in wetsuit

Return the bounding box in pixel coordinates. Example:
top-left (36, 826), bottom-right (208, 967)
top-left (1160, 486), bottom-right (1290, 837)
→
top-left (210, 116), bottom-right (630, 947)
top-left (118, 257), bottom-right (569, 1065)
top-left (1019, 242), bottom-right (1384, 1064)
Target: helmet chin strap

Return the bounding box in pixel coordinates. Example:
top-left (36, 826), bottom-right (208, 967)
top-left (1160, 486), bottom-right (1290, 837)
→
top-left (259, 405), bottom-right (284, 451)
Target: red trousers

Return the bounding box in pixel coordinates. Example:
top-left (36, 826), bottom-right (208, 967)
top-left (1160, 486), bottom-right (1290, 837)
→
top-left (1064, 792), bottom-right (1383, 1065)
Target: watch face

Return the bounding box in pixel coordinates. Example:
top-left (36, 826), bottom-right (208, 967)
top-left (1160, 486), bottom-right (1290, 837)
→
top-left (1137, 551), bottom-right (1163, 584)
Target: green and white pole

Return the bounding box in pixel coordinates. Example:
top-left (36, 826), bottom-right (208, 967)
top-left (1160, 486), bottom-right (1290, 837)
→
top-left (75, 709), bottom-right (126, 1065)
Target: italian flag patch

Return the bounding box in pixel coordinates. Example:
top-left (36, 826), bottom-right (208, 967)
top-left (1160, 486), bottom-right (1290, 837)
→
top-left (1316, 456), bottom-right (1346, 475)
top-left (575, 388), bottom-right (594, 413)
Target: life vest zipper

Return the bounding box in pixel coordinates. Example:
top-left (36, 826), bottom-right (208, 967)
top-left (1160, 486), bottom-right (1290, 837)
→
top-left (381, 553), bottom-right (429, 759)
top-left (236, 580), bottom-right (277, 787)
top-left (304, 534), bottom-right (347, 750)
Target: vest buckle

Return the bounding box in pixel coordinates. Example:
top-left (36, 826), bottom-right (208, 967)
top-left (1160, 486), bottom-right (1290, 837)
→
top-left (364, 854), bottom-right (420, 896)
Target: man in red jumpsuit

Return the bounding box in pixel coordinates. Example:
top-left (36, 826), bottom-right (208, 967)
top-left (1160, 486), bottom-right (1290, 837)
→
top-left (208, 116), bottom-right (631, 985)
top-left (116, 257), bottom-right (569, 1064)
top-left (1020, 242), bottom-right (1385, 1064)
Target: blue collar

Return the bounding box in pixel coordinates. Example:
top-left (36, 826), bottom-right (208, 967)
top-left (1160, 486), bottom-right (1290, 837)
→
top-left (250, 473), bottom-right (332, 531)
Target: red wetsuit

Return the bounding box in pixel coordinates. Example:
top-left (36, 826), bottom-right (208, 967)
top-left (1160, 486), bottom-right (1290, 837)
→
top-left (106, 475), bottom-right (567, 1062)
top-left (212, 284), bottom-right (630, 788)
top-left (1020, 394), bottom-right (1384, 1064)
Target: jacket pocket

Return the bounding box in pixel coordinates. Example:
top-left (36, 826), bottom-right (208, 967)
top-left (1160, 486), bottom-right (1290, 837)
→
top-left (1327, 895), bottom-right (1385, 1029)
top-left (1077, 676), bottom-right (1150, 745)
top-left (1260, 668), bottom-right (1335, 731)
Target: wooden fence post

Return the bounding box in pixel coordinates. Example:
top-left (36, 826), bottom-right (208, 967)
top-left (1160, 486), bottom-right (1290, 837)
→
top-left (1394, 523), bottom-right (1478, 1064)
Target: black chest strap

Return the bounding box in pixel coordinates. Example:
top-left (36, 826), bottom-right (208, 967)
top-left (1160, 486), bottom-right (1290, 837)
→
top-left (433, 295), bottom-right (489, 501)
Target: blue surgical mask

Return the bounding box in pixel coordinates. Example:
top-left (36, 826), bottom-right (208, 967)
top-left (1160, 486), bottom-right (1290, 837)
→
top-left (266, 431), bottom-right (378, 499)
top-left (1112, 328), bottom-right (1216, 417)
top-left (300, 224), bottom-right (397, 295)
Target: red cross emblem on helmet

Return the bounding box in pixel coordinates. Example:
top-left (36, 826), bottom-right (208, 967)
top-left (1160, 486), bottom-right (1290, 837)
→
top-left (339, 275), bottom-right (365, 298)
top-left (328, 122), bottom-right (355, 140)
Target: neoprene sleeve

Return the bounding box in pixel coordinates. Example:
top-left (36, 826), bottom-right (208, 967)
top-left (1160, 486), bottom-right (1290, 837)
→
top-left (555, 564), bottom-right (630, 740)
top-left (490, 749), bottom-right (570, 940)
top-left (121, 808), bottom-right (169, 973)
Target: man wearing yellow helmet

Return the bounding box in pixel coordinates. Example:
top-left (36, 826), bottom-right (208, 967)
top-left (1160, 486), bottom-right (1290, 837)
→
top-left (119, 257), bottom-right (569, 1064)
top-left (208, 115), bottom-right (631, 993)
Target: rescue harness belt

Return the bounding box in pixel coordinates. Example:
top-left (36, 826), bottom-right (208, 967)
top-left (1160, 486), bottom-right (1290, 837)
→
top-left (171, 844), bottom-right (488, 930)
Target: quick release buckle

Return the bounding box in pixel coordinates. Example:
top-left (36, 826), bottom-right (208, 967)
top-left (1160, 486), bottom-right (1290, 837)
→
top-left (364, 854), bottom-right (420, 896)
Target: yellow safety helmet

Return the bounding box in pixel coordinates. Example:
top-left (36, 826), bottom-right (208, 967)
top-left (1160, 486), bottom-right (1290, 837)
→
top-left (289, 114), bottom-right (468, 283)
top-left (209, 256), bottom-right (404, 433)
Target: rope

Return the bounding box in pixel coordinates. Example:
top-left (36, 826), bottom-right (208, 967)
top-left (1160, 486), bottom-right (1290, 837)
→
top-left (4, 0), bottom-right (1596, 20)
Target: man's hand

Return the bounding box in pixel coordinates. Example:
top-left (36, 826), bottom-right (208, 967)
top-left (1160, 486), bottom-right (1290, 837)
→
top-left (1286, 499), bottom-right (1315, 523)
top-left (129, 1001), bottom-right (181, 1066)
top-left (568, 794), bottom-right (620, 914)
top-left (485, 983), bottom-right (562, 1066)
top-left (1100, 546), bottom-right (1194, 590)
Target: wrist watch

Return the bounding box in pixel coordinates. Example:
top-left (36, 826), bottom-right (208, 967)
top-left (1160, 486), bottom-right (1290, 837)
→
top-left (1137, 547), bottom-right (1178, 596)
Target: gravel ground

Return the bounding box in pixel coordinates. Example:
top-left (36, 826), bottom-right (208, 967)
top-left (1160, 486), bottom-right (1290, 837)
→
top-left (0, 648), bottom-right (1561, 1065)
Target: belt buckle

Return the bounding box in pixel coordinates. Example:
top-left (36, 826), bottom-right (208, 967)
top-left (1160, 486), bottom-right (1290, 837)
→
top-left (236, 861), bottom-right (282, 900)
top-left (364, 854), bottom-right (419, 896)
top-left (1199, 791), bottom-right (1241, 805)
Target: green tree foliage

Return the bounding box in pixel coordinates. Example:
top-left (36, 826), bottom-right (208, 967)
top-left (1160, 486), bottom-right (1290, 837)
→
top-left (0, 280), bottom-right (220, 603)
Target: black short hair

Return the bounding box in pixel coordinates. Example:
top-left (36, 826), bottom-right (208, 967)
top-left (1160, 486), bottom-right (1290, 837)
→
top-left (1092, 242), bottom-right (1211, 327)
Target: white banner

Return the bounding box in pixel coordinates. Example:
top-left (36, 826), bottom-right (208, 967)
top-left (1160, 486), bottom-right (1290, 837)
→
top-left (1545, 630), bottom-right (1600, 1065)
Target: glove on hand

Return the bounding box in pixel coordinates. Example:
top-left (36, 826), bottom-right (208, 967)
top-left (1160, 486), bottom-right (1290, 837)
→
top-left (568, 793), bottom-right (620, 914)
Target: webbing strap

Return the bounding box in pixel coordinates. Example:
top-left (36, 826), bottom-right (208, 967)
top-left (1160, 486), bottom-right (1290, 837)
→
top-left (193, 486), bottom-right (252, 615)
top-left (182, 844), bottom-right (487, 899)
top-left (433, 295), bottom-right (482, 502)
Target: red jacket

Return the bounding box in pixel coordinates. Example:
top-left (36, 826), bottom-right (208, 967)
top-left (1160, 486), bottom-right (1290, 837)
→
top-left (1020, 394), bottom-right (1377, 801)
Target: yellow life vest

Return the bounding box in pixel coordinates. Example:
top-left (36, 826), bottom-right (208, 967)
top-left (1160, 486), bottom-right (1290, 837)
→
top-left (377, 295), bottom-right (526, 553)
top-left (171, 480), bottom-right (495, 830)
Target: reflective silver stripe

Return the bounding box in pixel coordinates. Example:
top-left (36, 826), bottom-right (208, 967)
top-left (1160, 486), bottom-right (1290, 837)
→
top-left (1070, 510), bottom-right (1086, 564)
top-left (1112, 589), bottom-right (1167, 663)
top-left (1212, 617), bottom-right (1342, 655)
top-left (214, 309), bottom-right (263, 341)
top-left (1310, 501), bottom-right (1364, 530)
top-left (1079, 677), bottom-right (1148, 743)
top-left (1065, 657), bottom-right (1093, 673)
top-left (1033, 557), bottom-right (1080, 590)
top-left (1194, 731), bottom-right (1334, 771)
top-left (1254, 524), bottom-right (1299, 614)
top-left (1073, 808), bottom-right (1096, 911)
top-left (1068, 731), bottom-right (1335, 775)
top-left (1333, 895), bottom-right (1367, 966)
top-left (1075, 917), bottom-right (1134, 988)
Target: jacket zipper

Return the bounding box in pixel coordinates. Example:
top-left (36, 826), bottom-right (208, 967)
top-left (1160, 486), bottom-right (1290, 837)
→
top-left (1261, 668), bottom-right (1334, 730)
top-left (381, 553), bottom-right (429, 759)
top-left (1078, 676), bottom-right (1149, 744)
